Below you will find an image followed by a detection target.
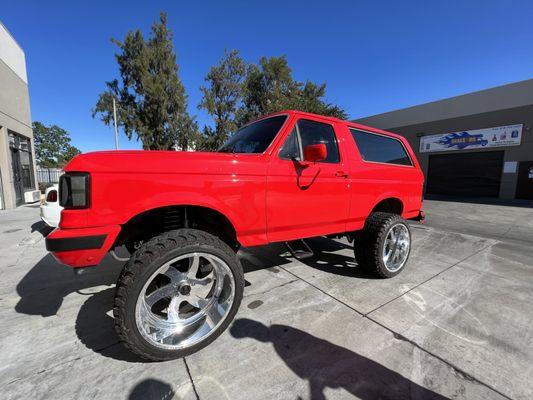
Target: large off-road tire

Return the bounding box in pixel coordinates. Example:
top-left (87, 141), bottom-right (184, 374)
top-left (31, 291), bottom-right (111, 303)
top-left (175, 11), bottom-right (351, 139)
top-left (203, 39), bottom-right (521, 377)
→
top-left (114, 229), bottom-right (244, 361)
top-left (354, 212), bottom-right (411, 278)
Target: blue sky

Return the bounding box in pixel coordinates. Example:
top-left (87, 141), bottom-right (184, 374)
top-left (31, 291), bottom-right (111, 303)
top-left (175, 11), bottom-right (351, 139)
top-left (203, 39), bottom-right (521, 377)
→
top-left (3, 0), bottom-right (533, 152)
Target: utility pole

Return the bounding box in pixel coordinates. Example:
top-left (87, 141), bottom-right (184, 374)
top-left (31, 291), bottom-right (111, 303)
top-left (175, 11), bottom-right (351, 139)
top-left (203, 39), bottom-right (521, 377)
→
top-left (113, 97), bottom-right (119, 150)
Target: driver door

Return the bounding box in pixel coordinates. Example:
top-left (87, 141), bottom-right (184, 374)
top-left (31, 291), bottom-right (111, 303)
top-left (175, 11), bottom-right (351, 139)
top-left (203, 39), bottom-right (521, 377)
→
top-left (266, 118), bottom-right (351, 242)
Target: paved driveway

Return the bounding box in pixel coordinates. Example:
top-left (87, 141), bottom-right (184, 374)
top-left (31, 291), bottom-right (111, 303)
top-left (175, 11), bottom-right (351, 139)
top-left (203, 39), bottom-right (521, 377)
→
top-left (1, 201), bottom-right (532, 399)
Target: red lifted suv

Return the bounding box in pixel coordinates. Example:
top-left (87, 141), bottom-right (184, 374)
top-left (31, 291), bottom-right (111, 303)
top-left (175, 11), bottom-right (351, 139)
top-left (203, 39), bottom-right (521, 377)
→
top-left (46, 110), bottom-right (424, 360)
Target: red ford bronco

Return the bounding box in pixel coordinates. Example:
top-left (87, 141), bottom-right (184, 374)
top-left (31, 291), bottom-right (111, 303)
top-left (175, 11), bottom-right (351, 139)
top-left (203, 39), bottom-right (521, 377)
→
top-left (46, 110), bottom-right (424, 361)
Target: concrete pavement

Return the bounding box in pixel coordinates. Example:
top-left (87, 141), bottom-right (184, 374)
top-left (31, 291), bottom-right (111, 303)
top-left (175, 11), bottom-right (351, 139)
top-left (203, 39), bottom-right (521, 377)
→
top-left (1, 201), bottom-right (532, 399)
top-left (423, 199), bottom-right (533, 245)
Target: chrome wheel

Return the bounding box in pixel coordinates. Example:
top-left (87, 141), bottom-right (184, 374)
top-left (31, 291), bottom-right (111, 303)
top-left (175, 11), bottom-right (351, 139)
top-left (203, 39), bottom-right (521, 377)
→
top-left (382, 223), bottom-right (410, 272)
top-left (135, 252), bottom-right (235, 350)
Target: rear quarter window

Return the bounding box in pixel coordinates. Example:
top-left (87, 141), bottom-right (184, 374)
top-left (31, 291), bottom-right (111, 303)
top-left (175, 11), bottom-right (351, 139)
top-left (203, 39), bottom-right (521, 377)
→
top-left (350, 129), bottom-right (412, 166)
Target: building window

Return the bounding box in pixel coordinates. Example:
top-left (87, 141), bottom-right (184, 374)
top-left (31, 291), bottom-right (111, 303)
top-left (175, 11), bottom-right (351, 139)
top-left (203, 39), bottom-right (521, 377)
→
top-left (8, 130), bottom-right (35, 191)
top-left (19, 151), bottom-right (33, 189)
top-left (350, 129), bottom-right (412, 166)
top-left (8, 132), bottom-right (16, 147)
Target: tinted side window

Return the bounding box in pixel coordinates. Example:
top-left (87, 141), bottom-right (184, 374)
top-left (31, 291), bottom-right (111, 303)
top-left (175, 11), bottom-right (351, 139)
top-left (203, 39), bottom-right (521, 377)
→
top-left (350, 129), bottom-right (412, 166)
top-left (298, 119), bottom-right (340, 163)
top-left (279, 128), bottom-right (301, 160)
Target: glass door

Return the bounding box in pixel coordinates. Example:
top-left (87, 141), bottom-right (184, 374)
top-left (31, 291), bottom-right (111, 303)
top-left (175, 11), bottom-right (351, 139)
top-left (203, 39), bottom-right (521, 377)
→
top-left (8, 131), bottom-right (35, 206)
top-left (10, 147), bottom-right (24, 205)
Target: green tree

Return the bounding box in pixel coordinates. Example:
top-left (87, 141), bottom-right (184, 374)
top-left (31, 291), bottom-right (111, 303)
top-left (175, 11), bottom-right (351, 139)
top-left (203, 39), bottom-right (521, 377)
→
top-left (33, 121), bottom-right (81, 168)
top-left (93, 12), bottom-right (197, 150)
top-left (239, 56), bottom-right (299, 124)
top-left (292, 81), bottom-right (348, 119)
top-left (198, 50), bottom-right (246, 150)
top-left (58, 145), bottom-right (82, 167)
top-left (239, 55), bottom-right (347, 124)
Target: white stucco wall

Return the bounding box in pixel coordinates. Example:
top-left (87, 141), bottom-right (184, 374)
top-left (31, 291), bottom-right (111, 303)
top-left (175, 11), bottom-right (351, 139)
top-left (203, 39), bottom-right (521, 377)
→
top-left (0, 21), bottom-right (27, 83)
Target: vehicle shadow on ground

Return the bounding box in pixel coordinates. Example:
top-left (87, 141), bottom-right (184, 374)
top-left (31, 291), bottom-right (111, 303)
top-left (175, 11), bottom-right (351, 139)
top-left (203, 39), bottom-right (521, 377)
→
top-left (75, 286), bottom-right (151, 362)
top-left (243, 237), bottom-right (378, 279)
top-left (128, 378), bottom-right (175, 400)
top-left (303, 237), bottom-right (380, 279)
top-left (14, 253), bottom-right (147, 362)
top-left (30, 220), bottom-right (53, 235)
top-left (15, 237), bottom-right (375, 362)
top-left (230, 318), bottom-right (449, 400)
top-left (15, 253), bottom-right (121, 317)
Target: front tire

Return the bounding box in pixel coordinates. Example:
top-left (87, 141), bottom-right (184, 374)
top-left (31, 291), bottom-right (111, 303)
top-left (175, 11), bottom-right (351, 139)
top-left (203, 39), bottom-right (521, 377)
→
top-left (354, 212), bottom-right (411, 278)
top-left (114, 229), bottom-right (244, 361)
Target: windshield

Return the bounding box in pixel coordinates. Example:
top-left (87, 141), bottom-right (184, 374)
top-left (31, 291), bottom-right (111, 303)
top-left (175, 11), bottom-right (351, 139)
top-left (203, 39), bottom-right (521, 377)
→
top-left (218, 115), bottom-right (287, 153)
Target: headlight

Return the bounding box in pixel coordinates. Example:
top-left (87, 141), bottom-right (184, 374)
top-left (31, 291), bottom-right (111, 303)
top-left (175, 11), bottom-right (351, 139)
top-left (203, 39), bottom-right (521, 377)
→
top-left (59, 173), bottom-right (90, 209)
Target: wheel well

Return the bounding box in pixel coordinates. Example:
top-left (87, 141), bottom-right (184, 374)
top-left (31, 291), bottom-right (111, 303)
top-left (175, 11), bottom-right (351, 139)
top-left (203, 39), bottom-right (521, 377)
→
top-left (115, 205), bottom-right (239, 250)
top-left (371, 198), bottom-right (403, 215)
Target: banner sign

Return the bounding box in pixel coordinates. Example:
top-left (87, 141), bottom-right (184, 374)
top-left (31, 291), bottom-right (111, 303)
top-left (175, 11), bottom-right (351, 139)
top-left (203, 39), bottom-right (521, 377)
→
top-left (419, 124), bottom-right (523, 153)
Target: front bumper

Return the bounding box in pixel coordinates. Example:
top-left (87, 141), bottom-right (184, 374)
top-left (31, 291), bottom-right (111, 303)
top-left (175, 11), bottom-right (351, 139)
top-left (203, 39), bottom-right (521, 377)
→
top-left (46, 225), bottom-right (121, 268)
top-left (40, 203), bottom-right (61, 227)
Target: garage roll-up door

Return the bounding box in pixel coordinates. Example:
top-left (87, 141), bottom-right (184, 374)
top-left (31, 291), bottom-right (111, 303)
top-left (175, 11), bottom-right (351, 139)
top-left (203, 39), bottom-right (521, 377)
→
top-left (426, 151), bottom-right (504, 197)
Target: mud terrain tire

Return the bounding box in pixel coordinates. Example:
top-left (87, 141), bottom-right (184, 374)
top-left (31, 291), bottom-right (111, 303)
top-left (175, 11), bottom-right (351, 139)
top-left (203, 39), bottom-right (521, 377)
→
top-left (114, 229), bottom-right (244, 361)
top-left (354, 212), bottom-right (411, 278)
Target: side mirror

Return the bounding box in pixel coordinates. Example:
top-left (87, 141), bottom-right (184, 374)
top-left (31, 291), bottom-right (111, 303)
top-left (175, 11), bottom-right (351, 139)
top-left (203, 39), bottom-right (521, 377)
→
top-left (303, 144), bottom-right (327, 163)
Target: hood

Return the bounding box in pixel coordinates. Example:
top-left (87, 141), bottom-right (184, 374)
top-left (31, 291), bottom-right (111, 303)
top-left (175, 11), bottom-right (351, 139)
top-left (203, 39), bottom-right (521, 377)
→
top-left (64, 150), bottom-right (265, 176)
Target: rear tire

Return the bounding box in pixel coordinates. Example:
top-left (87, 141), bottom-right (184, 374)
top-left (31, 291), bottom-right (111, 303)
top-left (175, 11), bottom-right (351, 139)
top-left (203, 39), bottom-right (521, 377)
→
top-left (354, 212), bottom-right (411, 278)
top-left (114, 229), bottom-right (244, 361)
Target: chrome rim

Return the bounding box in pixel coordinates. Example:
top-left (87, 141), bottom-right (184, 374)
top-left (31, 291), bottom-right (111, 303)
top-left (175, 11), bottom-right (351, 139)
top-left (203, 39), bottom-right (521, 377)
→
top-left (382, 223), bottom-right (410, 272)
top-left (135, 252), bottom-right (235, 350)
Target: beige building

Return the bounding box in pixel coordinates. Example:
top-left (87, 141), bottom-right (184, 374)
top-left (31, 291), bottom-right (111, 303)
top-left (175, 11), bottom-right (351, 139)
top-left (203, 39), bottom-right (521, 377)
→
top-left (0, 21), bottom-right (39, 209)
top-left (356, 79), bottom-right (533, 201)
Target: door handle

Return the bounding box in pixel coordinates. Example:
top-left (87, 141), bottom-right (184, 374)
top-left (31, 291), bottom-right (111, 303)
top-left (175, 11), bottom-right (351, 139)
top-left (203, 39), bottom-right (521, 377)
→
top-left (335, 171), bottom-right (349, 178)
